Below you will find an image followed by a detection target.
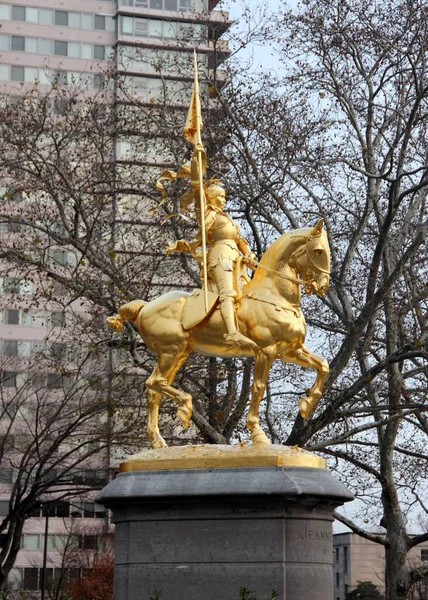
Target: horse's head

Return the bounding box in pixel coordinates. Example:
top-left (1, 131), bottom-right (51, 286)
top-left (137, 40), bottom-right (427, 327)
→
top-left (292, 219), bottom-right (330, 297)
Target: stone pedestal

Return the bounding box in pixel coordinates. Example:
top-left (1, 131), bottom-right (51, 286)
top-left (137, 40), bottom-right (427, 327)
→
top-left (96, 446), bottom-right (353, 600)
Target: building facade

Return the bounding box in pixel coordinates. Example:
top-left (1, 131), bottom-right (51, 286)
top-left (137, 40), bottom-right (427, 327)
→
top-left (0, 0), bottom-right (230, 595)
top-left (334, 532), bottom-right (428, 600)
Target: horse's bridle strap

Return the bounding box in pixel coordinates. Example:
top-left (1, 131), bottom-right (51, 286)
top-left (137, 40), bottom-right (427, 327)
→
top-left (249, 258), bottom-right (302, 285)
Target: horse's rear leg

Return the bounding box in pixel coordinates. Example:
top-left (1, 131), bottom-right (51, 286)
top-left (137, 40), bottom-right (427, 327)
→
top-left (147, 389), bottom-right (167, 449)
top-left (145, 351), bottom-right (191, 447)
top-left (284, 345), bottom-right (329, 419)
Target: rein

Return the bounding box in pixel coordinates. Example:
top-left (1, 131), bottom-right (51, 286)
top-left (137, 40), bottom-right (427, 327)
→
top-left (249, 258), bottom-right (302, 285)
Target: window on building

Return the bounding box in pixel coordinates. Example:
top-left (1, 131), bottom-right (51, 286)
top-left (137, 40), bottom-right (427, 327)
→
top-left (3, 277), bottom-right (20, 294)
top-left (335, 547), bottom-right (339, 563)
top-left (23, 568), bottom-right (38, 591)
top-left (179, 0), bottom-right (191, 9)
top-left (0, 468), bottom-right (14, 483)
top-left (120, 16), bottom-right (133, 34)
top-left (4, 400), bottom-right (19, 417)
top-left (94, 45), bottom-right (105, 60)
top-left (70, 470), bottom-right (107, 487)
top-left (150, 0), bottom-right (162, 8)
top-left (421, 548), bottom-right (428, 561)
top-left (53, 71), bottom-right (67, 86)
top-left (22, 534), bottom-right (41, 550)
top-left (4, 341), bottom-right (18, 356)
top-left (11, 65), bottom-right (24, 82)
top-left (336, 572), bottom-right (340, 588)
top-left (40, 8), bottom-right (53, 24)
top-left (18, 342), bottom-right (31, 357)
top-left (5, 309), bottom-right (19, 325)
top-left (0, 34), bottom-right (9, 50)
top-left (26, 37), bottom-right (38, 52)
top-left (344, 546), bottom-right (348, 574)
top-left (55, 10), bottom-right (68, 26)
top-left (164, 21), bottom-right (177, 38)
top-left (0, 500), bottom-right (9, 516)
top-left (25, 66), bottom-right (37, 82)
top-left (0, 4), bottom-right (10, 19)
top-left (68, 11), bottom-right (80, 27)
top-left (93, 73), bottom-right (105, 89)
top-left (51, 311), bottom-right (66, 327)
top-left (56, 502), bottom-right (70, 518)
top-left (40, 38), bottom-right (53, 54)
top-left (54, 40), bottom-right (68, 56)
top-left (11, 35), bottom-right (24, 51)
top-left (2, 371), bottom-right (17, 387)
top-left (105, 16), bottom-right (115, 31)
top-left (80, 535), bottom-right (98, 550)
top-left (94, 14), bottom-right (105, 30)
top-left (47, 373), bottom-right (62, 389)
top-left (68, 42), bottom-right (80, 58)
top-left (32, 372), bottom-right (46, 388)
top-left (165, 0), bottom-right (178, 8)
top-left (51, 342), bottom-right (65, 359)
top-left (11, 5), bottom-right (25, 21)
top-left (149, 19), bottom-right (163, 38)
top-left (81, 13), bottom-right (93, 29)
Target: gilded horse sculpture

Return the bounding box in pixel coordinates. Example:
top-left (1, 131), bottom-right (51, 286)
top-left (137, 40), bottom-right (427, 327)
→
top-left (107, 55), bottom-right (331, 448)
top-left (107, 218), bottom-right (330, 448)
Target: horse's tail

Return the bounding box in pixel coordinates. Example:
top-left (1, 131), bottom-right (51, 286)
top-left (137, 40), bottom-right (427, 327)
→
top-left (106, 299), bottom-right (146, 332)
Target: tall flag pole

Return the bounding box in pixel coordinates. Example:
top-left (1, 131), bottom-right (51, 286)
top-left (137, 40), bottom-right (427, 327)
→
top-left (183, 51), bottom-right (209, 313)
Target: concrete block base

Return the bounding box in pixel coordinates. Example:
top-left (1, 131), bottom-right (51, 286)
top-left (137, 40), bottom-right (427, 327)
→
top-left (97, 464), bottom-right (353, 600)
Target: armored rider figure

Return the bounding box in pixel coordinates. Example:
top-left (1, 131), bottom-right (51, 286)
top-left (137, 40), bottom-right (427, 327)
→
top-left (167, 180), bottom-right (257, 351)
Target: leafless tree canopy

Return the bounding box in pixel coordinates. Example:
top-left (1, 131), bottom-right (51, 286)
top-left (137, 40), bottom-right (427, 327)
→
top-left (0, 1), bottom-right (426, 597)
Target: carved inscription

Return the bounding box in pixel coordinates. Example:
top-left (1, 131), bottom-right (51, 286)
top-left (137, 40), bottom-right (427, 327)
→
top-left (300, 526), bottom-right (331, 541)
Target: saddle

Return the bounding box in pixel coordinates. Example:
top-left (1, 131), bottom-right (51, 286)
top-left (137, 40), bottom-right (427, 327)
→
top-left (182, 289), bottom-right (219, 330)
top-left (182, 257), bottom-right (250, 330)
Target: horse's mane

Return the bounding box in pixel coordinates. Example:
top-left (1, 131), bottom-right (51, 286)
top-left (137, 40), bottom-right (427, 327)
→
top-left (258, 227), bottom-right (311, 269)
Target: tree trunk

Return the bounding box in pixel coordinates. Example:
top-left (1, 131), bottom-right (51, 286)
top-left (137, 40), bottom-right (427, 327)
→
top-left (385, 541), bottom-right (409, 600)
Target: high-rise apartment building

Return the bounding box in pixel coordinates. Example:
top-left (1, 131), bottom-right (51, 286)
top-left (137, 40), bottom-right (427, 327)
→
top-left (0, 1), bottom-right (230, 595)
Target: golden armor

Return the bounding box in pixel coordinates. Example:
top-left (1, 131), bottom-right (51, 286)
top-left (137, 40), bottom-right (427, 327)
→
top-left (167, 183), bottom-right (257, 350)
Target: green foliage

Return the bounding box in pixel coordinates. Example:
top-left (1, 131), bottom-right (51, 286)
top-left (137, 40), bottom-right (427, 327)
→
top-left (149, 589), bottom-right (162, 600)
top-left (0, 589), bottom-right (30, 600)
top-left (346, 581), bottom-right (384, 600)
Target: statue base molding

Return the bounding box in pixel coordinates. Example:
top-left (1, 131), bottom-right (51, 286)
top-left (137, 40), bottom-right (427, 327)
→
top-left (120, 442), bottom-right (326, 472)
top-left (97, 445), bottom-right (353, 600)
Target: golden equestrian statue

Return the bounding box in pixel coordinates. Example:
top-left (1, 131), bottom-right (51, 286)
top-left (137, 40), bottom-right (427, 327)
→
top-left (107, 54), bottom-right (331, 449)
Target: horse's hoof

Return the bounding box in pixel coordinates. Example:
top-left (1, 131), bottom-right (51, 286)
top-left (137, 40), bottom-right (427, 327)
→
top-left (177, 398), bottom-right (192, 429)
top-left (250, 429), bottom-right (271, 445)
top-left (299, 397), bottom-right (313, 419)
top-left (151, 436), bottom-right (168, 449)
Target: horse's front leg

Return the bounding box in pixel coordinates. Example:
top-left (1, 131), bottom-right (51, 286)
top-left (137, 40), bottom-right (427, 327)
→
top-left (246, 349), bottom-right (275, 445)
top-left (284, 345), bottom-right (329, 419)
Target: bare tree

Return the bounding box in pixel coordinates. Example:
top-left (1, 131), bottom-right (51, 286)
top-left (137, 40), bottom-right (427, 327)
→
top-left (0, 3), bottom-right (427, 597)
top-left (201, 1), bottom-right (428, 598)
